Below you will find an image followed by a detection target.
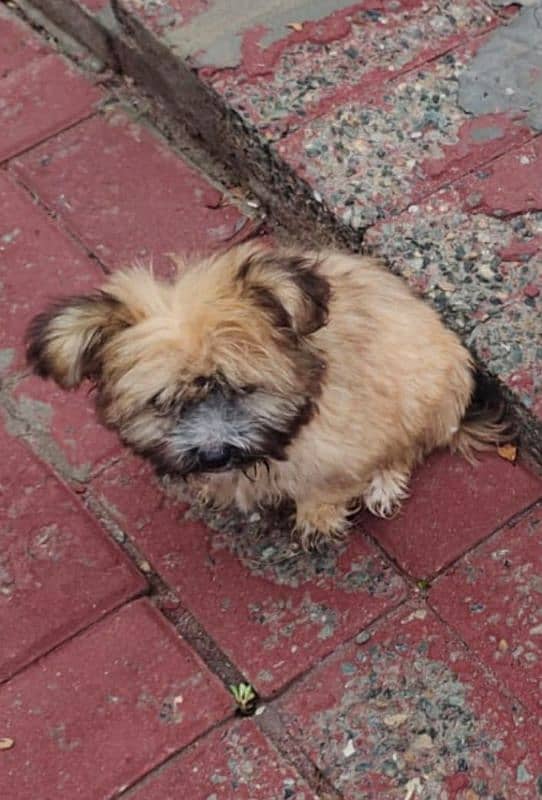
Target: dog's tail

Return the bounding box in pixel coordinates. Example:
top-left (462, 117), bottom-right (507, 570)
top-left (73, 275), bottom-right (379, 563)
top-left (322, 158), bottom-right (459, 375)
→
top-left (450, 371), bottom-right (511, 464)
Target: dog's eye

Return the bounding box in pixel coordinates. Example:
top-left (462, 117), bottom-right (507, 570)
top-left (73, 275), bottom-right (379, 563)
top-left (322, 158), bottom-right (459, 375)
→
top-left (194, 376), bottom-right (208, 388)
top-left (240, 384), bottom-right (256, 395)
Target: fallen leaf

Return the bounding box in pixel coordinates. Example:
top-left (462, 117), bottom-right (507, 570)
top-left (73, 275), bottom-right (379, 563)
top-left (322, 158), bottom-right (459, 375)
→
top-left (287, 21), bottom-right (304, 31)
top-left (0, 738), bottom-right (14, 750)
top-left (498, 443), bottom-right (517, 462)
top-left (437, 280), bottom-right (456, 293)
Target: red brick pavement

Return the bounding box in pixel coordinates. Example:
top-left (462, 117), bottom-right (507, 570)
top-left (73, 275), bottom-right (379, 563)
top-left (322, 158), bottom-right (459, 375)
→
top-left (127, 718), bottom-right (319, 799)
top-left (10, 111), bottom-right (247, 275)
top-left (430, 505), bottom-right (542, 724)
top-left (1, 7), bottom-right (541, 799)
top-left (91, 455), bottom-right (407, 696)
top-left (361, 450), bottom-right (542, 579)
top-left (0, 600), bottom-right (232, 800)
top-left (277, 603), bottom-right (542, 799)
top-left (0, 425), bottom-right (145, 683)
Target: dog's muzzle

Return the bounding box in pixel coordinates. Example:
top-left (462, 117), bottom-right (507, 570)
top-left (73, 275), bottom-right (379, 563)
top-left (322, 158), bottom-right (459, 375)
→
top-left (194, 443), bottom-right (239, 472)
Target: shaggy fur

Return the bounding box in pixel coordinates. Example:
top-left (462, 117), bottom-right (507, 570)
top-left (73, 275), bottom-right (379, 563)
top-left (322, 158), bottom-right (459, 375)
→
top-left (26, 241), bottom-right (504, 548)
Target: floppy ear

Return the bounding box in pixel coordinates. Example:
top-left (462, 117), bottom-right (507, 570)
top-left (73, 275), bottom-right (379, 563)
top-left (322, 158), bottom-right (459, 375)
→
top-left (237, 249), bottom-right (330, 336)
top-left (26, 292), bottom-right (132, 388)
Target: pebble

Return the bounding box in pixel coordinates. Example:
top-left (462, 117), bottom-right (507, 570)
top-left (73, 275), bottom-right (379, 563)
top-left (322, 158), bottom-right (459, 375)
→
top-left (411, 733), bottom-right (434, 751)
top-left (383, 712), bottom-right (408, 728)
top-left (343, 739), bottom-right (356, 758)
top-left (516, 762), bottom-right (532, 783)
top-left (355, 630), bottom-right (371, 645)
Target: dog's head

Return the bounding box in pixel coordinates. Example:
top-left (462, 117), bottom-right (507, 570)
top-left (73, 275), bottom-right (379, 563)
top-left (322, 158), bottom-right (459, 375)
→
top-left (26, 243), bottom-right (330, 476)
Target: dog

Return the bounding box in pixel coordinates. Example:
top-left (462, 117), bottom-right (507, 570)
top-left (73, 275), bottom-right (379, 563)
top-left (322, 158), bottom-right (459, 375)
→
top-left (26, 241), bottom-right (503, 548)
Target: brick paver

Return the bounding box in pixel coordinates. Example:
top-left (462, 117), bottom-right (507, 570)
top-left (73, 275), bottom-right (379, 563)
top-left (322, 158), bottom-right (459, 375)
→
top-left (0, 52), bottom-right (102, 163)
top-left (431, 504), bottom-right (542, 722)
top-left (0, 170), bottom-right (103, 375)
top-left (0, 424), bottom-right (145, 682)
top-left (0, 599), bottom-right (232, 800)
top-left (361, 451), bottom-right (542, 579)
top-left (0, 5), bottom-right (48, 76)
top-left (129, 718), bottom-right (318, 799)
top-left (10, 111), bottom-right (247, 274)
top-left (11, 375), bottom-right (121, 480)
top-left (91, 456), bottom-right (407, 695)
top-left (278, 603), bottom-right (542, 799)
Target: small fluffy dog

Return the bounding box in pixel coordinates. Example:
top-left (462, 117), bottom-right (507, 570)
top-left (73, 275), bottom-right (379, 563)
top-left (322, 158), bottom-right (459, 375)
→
top-left (27, 241), bottom-right (502, 547)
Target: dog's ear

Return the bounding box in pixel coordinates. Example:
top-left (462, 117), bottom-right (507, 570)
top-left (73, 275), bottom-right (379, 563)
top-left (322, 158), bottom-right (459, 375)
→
top-left (26, 292), bottom-right (133, 388)
top-left (237, 250), bottom-right (330, 336)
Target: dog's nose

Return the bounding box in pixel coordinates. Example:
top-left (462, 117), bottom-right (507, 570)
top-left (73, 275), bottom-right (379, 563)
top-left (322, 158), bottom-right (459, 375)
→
top-left (198, 444), bottom-right (234, 471)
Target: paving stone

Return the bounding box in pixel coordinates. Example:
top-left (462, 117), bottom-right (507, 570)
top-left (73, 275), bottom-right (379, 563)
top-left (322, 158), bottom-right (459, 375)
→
top-left (0, 5), bottom-right (48, 77)
top-left (0, 52), bottom-right (103, 163)
top-left (10, 376), bottom-right (121, 481)
top-left (361, 451), bottom-right (542, 579)
top-left (278, 603), bottom-right (542, 799)
top-left (366, 141), bottom-right (542, 420)
top-left (366, 187), bottom-right (542, 336)
top-left (10, 111), bottom-right (248, 274)
top-left (455, 135), bottom-right (542, 218)
top-left (0, 599), bottom-right (232, 799)
top-left (0, 424), bottom-right (146, 683)
top-left (276, 40), bottom-right (533, 231)
top-left (129, 718), bottom-right (318, 799)
top-left (0, 171), bottom-right (103, 375)
top-left (210, 0), bottom-right (496, 139)
top-left (91, 456), bottom-right (406, 695)
top-left (468, 288), bottom-right (542, 424)
top-left (430, 504), bottom-right (542, 722)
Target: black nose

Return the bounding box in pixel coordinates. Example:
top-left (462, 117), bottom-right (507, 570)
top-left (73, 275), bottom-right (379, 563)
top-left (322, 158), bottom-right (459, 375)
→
top-left (198, 444), bottom-right (234, 471)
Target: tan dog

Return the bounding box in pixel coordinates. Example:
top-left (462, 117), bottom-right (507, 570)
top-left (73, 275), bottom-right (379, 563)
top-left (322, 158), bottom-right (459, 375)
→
top-left (26, 242), bottom-right (502, 547)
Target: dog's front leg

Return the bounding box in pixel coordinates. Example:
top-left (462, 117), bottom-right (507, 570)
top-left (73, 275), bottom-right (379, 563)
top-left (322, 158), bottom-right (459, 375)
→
top-left (294, 496), bottom-right (353, 551)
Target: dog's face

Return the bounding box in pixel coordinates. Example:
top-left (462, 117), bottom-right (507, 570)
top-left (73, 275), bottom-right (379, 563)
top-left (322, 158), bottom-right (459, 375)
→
top-left (26, 243), bottom-right (330, 477)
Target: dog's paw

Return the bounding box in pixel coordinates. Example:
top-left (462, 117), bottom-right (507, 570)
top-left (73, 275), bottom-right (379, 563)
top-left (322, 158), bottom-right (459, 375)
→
top-left (363, 468), bottom-right (409, 518)
top-left (294, 502), bottom-right (351, 551)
